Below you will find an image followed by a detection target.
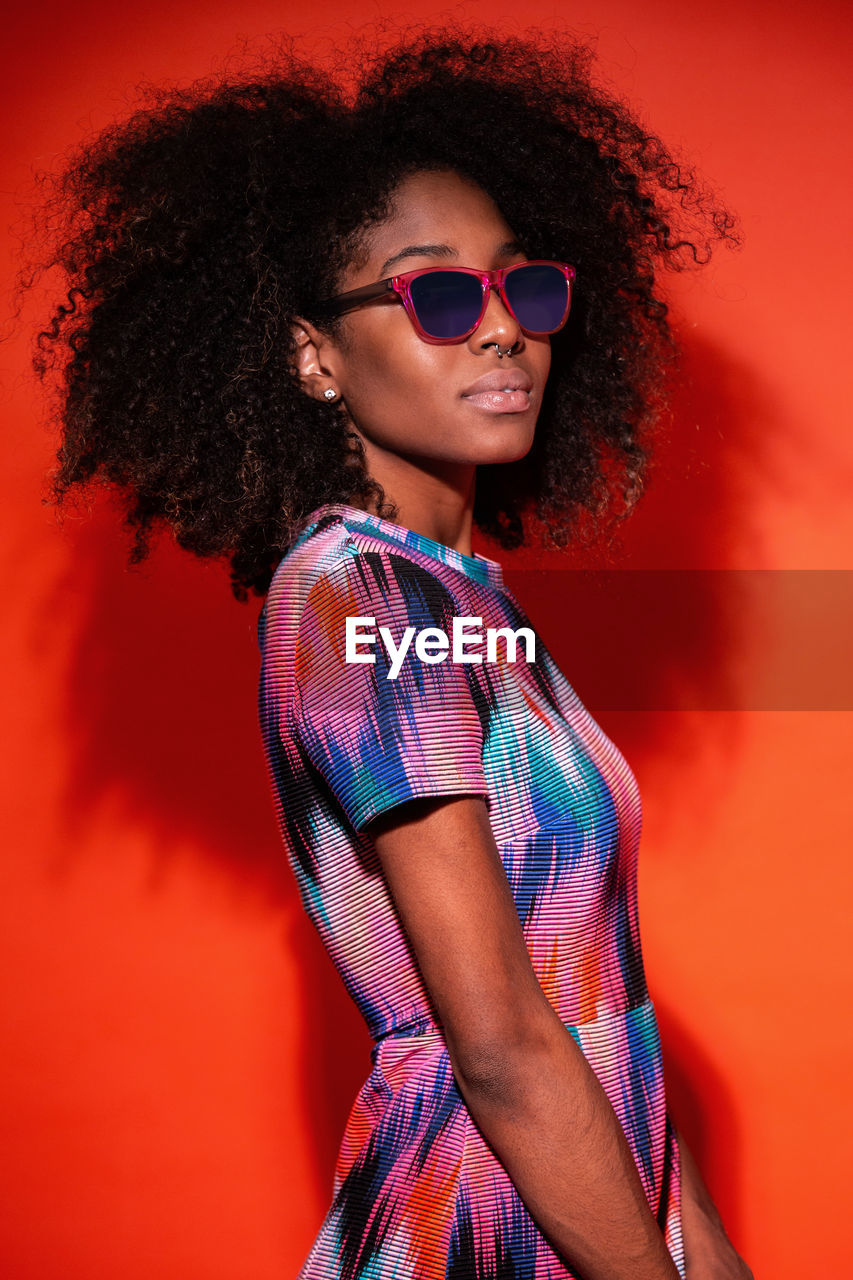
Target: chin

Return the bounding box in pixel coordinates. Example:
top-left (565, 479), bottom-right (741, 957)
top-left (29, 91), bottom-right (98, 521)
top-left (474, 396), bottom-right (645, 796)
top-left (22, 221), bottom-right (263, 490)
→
top-left (494, 442), bottom-right (534, 465)
top-left (473, 422), bottom-right (536, 465)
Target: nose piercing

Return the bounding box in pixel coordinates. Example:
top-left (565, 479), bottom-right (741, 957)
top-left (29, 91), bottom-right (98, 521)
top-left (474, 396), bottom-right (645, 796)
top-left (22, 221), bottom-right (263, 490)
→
top-left (493, 343), bottom-right (515, 359)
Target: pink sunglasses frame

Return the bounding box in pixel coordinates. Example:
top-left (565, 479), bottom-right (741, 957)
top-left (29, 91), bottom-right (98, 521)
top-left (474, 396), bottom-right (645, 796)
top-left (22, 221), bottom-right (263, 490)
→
top-left (311, 259), bottom-right (577, 345)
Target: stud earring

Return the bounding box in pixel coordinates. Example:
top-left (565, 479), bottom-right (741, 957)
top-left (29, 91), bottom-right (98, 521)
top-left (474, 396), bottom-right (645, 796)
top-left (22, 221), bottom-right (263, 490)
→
top-left (323, 388), bottom-right (337, 401)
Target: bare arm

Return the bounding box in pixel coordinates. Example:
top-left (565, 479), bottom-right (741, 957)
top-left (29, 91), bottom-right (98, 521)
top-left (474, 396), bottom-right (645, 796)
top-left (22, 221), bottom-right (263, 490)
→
top-left (368, 794), bottom-right (680, 1280)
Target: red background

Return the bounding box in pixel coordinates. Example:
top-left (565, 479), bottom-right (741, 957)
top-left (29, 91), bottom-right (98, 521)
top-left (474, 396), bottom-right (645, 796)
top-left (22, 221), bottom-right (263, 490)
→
top-left (2, 2), bottom-right (851, 1277)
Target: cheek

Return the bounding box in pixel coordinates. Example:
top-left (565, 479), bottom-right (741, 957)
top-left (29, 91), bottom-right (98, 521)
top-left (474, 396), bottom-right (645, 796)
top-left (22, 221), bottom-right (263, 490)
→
top-left (533, 337), bottom-right (552, 379)
top-left (344, 330), bottom-right (446, 416)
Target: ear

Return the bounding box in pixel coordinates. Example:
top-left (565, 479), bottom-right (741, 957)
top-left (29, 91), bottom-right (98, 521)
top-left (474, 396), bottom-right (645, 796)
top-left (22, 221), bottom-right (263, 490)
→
top-left (289, 316), bottom-right (343, 404)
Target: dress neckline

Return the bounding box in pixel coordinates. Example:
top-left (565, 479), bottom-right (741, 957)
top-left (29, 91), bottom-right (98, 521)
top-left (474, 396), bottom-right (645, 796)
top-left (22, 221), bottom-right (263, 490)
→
top-left (293, 502), bottom-right (505, 590)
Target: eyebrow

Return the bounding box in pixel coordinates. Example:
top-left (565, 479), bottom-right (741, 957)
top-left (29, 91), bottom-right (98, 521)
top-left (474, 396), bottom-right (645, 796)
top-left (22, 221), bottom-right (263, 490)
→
top-left (379, 239), bottom-right (526, 275)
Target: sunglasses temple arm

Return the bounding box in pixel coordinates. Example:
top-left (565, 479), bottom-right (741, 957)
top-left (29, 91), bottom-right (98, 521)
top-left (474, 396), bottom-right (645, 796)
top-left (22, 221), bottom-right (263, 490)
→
top-left (310, 278), bottom-right (396, 318)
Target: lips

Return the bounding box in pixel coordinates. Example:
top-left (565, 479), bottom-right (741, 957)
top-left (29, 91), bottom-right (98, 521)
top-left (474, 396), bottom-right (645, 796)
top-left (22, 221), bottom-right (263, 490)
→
top-left (461, 367), bottom-right (533, 414)
top-left (461, 369), bottom-right (533, 397)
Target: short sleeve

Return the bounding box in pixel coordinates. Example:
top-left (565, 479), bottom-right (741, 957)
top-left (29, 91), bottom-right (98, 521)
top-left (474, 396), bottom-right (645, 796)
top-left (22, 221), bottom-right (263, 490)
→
top-left (291, 549), bottom-right (490, 832)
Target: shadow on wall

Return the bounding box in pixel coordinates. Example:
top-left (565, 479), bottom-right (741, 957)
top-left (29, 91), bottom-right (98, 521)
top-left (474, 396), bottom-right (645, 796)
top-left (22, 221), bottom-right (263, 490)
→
top-left (657, 998), bottom-right (750, 1242)
top-left (41, 321), bottom-right (775, 1221)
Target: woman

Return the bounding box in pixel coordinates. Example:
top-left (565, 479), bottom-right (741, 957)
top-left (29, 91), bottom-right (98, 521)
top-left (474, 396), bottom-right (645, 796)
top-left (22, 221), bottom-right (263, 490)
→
top-left (31, 26), bottom-right (752, 1280)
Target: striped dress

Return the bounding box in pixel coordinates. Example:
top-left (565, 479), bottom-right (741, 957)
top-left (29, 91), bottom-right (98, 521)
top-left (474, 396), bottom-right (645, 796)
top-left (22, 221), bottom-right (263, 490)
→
top-left (257, 501), bottom-right (685, 1279)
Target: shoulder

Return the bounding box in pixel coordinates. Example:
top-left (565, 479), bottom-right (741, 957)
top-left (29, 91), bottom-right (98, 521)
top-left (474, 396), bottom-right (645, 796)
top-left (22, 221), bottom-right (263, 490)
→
top-left (264, 514), bottom-right (463, 641)
top-left (260, 515), bottom-right (360, 649)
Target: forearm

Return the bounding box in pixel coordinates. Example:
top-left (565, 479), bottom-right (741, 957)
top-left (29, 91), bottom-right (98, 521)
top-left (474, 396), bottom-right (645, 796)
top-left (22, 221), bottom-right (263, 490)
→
top-left (675, 1127), bottom-right (726, 1229)
top-left (454, 1027), bottom-right (680, 1280)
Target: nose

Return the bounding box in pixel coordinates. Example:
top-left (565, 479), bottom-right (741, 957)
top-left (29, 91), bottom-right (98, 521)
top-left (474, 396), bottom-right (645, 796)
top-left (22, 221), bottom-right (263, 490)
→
top-left (469, 283), bottom-right (523, 354)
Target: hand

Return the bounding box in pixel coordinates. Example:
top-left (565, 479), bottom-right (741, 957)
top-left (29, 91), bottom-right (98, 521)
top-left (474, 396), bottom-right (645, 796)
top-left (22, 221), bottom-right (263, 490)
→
top-left (681, 1196), bottom-right (754, 1280)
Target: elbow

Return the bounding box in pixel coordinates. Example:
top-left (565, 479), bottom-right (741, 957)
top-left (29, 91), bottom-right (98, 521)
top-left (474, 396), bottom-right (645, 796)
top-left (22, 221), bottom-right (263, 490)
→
top-left (450, 1019), bottom-right (558, 1106)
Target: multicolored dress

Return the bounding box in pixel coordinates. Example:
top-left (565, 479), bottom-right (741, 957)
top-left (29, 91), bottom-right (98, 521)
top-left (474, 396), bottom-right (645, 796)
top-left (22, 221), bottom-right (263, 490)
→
top-left (257, 501), bottom-right (684, 1279)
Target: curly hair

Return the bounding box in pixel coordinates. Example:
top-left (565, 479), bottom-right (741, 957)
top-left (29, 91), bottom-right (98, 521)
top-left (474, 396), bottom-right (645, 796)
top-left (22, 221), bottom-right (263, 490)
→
top-left (27, 23), bottom-right (740, 598)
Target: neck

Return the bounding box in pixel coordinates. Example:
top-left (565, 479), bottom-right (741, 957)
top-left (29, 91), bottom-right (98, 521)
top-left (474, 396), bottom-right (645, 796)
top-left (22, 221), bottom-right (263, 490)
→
top-left (351, 453), bottom-right (477, 558)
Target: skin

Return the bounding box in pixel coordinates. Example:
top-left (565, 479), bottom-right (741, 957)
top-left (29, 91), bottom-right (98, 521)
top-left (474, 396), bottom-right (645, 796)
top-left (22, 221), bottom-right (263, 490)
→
top-left (291, 167), bottom-right (552, 556)
top-left (292, 166), bottom-right (753, 1280)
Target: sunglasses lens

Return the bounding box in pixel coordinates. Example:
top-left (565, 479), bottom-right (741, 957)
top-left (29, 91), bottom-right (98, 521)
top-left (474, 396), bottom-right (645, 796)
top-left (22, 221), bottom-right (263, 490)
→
top-left (504, 263), bottom-right (571, 333)
top-left (408, 271), bottom-right (484, 339)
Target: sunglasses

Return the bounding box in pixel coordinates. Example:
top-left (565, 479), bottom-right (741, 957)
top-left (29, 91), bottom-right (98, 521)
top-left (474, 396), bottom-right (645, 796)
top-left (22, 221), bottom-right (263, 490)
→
top-left (310, 259), bottom-right (576, 344)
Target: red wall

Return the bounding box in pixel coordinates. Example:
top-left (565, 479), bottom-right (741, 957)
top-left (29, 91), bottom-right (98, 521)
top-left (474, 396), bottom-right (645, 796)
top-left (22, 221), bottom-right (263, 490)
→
top-left (2, 3), bottom-right (851, 1276)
